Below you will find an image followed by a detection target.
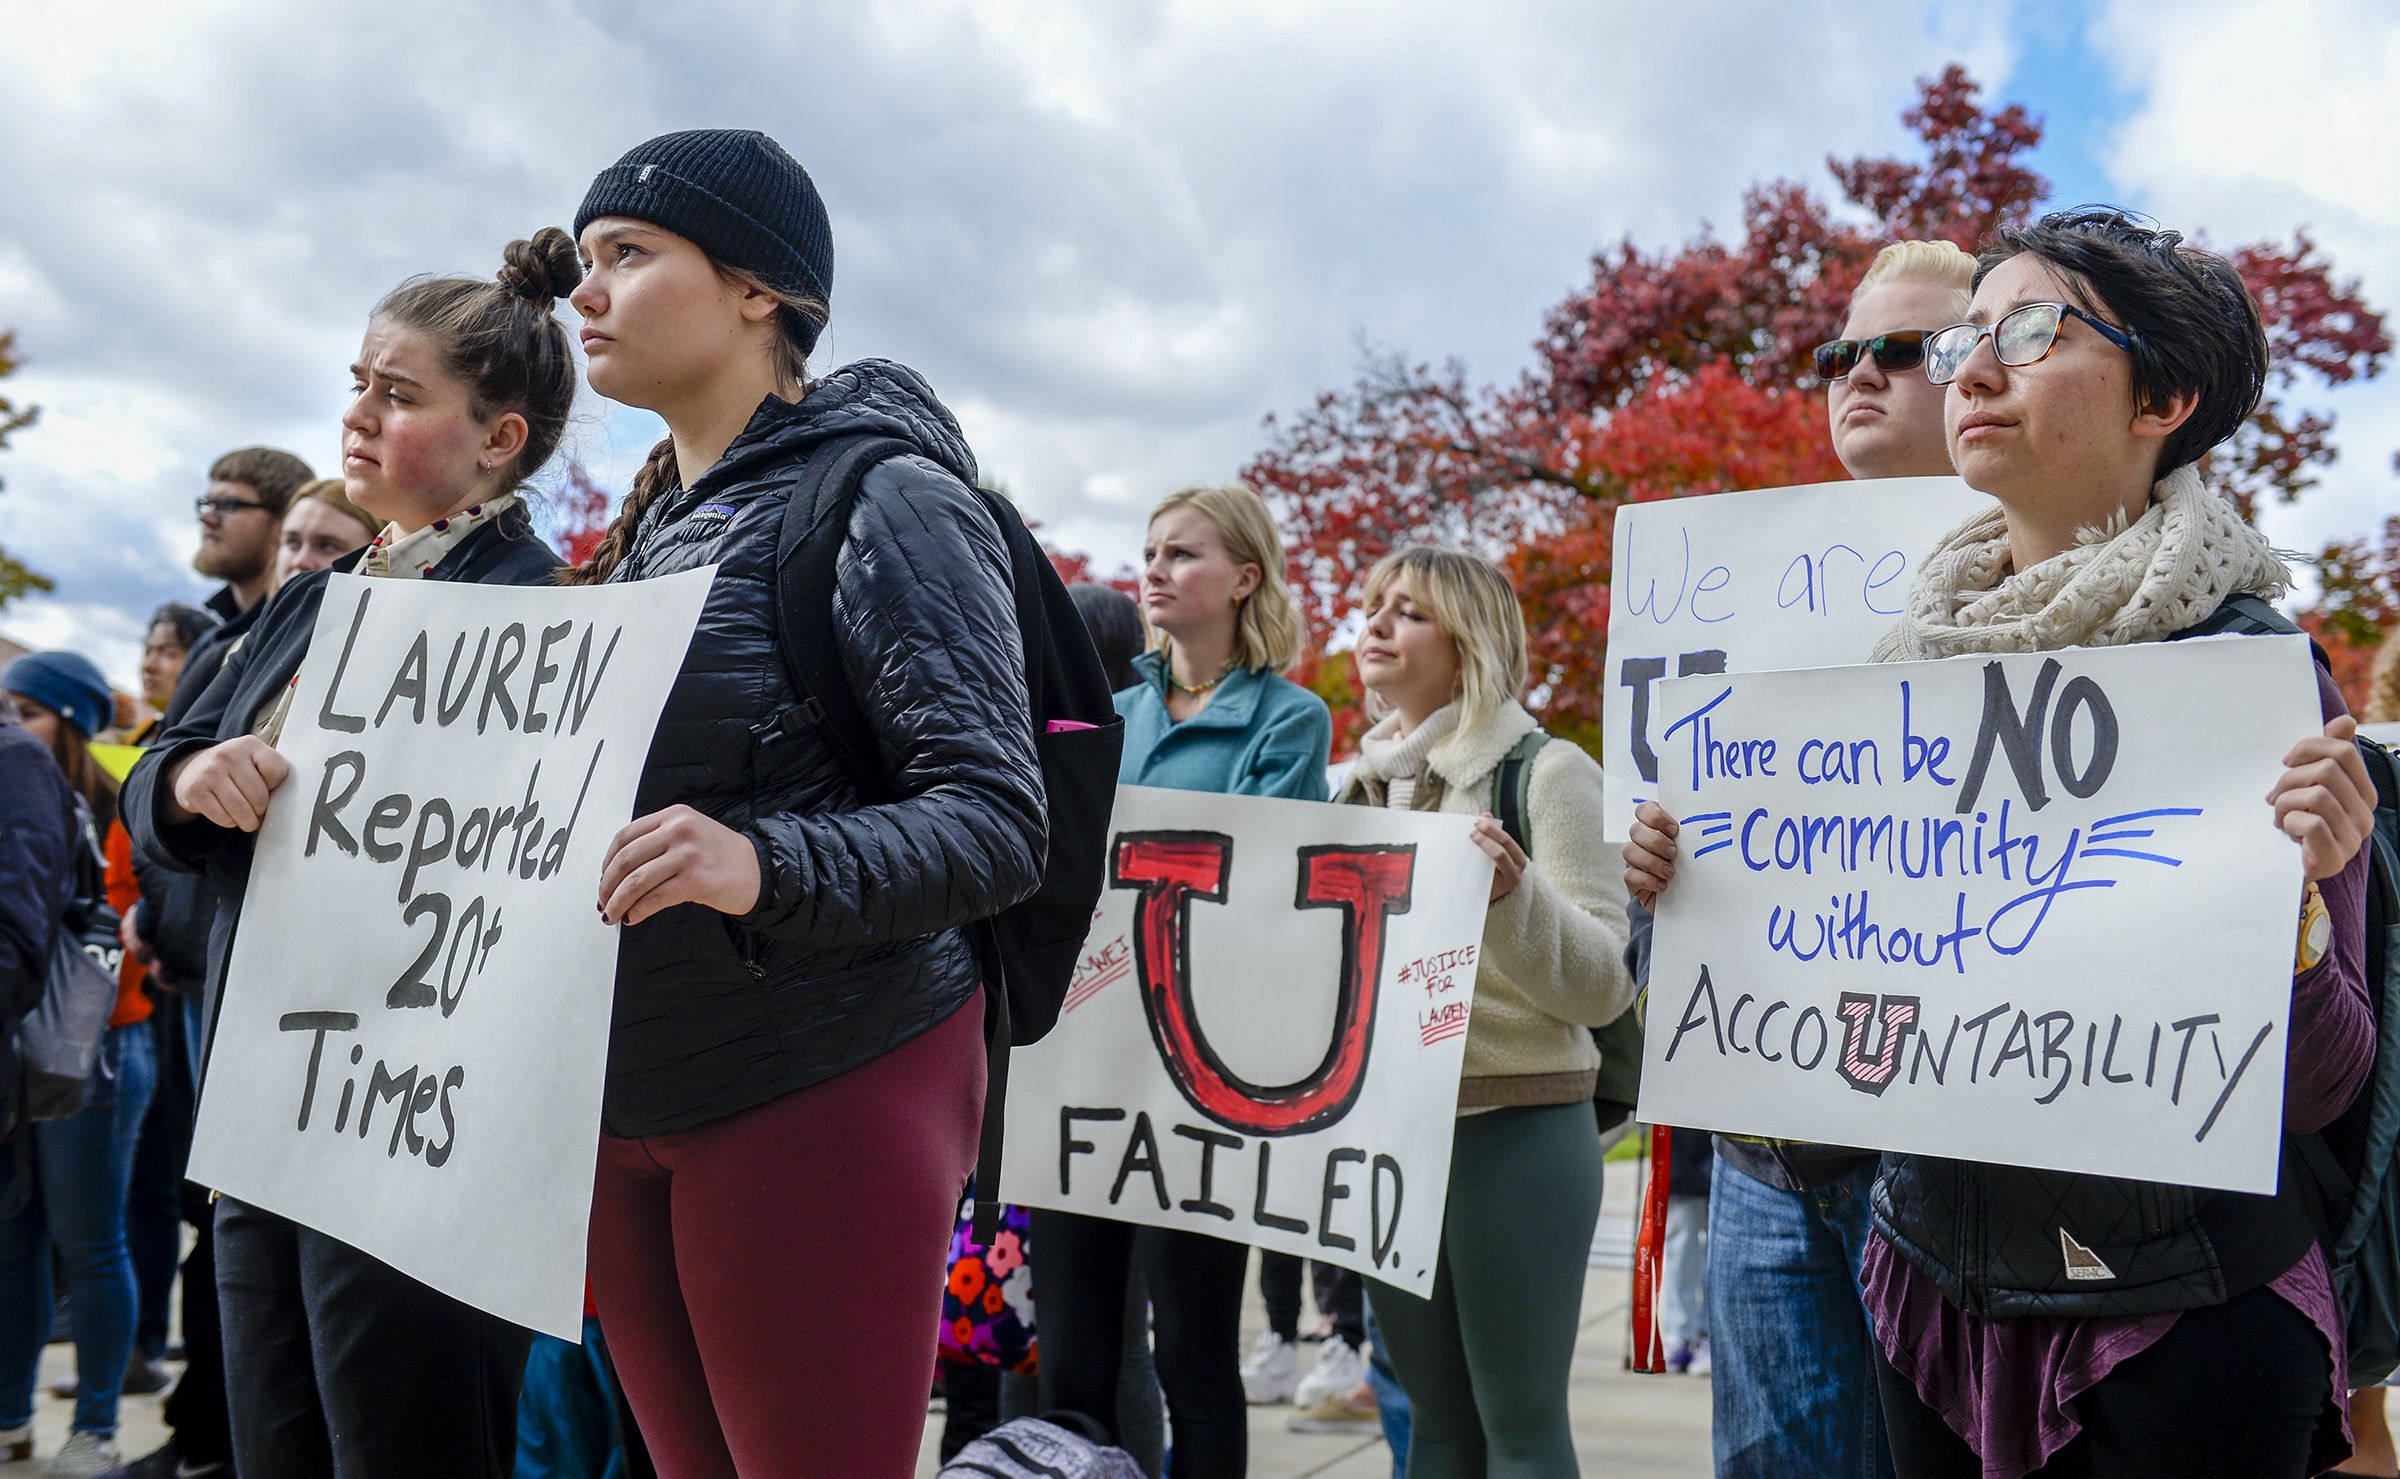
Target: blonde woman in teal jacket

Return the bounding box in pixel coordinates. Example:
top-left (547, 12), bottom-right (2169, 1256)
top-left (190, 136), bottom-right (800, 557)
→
top-left (1037, 485), bottom-right (1330, 1477)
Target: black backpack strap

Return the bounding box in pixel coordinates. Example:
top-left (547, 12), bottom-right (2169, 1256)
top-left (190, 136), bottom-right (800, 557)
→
top-left (766, 433), bottom-right (918, 799)
top-left (2167, 591), bottom-right (2332, 671)
top-left (1491, 730), bottom-right (1550, 857)
top-left (767, 433), bottom-right (1059, 1247)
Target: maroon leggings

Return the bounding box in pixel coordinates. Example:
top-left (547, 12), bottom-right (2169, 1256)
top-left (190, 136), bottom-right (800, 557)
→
top-left (589, 997), bottom-right (984, 1478)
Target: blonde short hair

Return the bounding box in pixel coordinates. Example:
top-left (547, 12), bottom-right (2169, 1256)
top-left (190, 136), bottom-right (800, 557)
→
top-left (293, 478), bottom-right (381, 544)
top-left (1360, 547), bottom-right (1528, 743)
top-left (1853, 239), bottom-right (1976, 318)
top-left (1146, 486), bottom-right (1305, 674)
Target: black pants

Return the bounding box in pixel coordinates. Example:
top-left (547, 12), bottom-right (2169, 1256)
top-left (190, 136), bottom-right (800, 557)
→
top-left (1032, 1208), bottom-right (1248, 1479)
top-left (160, 1203), bottom-right (232, 1463)
top-left (1259, 1251), bottom-right (1366, 1347)
top-left (1877, 1283), bottom-right (2332, 1478)
top-left (215, 1197), bottom-right (533, 1479)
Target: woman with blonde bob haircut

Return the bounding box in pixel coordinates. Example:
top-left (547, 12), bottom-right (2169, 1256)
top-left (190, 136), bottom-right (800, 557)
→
top-left (1033, 483), bottom-right (1331, 1477)
top-left (1339, 545), bottom-right (1635, 1478)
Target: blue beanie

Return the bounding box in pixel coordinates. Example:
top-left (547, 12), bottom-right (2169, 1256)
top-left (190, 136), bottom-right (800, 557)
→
top-left (4, 651), bottom-right (114, 739)
top-left (575, 130), bottom-right (834, 351)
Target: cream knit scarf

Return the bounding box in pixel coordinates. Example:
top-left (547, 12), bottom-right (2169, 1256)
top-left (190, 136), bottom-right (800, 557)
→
top-left (1871, 465), bottom-right (2290, 662)
top-left (1358, 702), bottom-right (1460, 811)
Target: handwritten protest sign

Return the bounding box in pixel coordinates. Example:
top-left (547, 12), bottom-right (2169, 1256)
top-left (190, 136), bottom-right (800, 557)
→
top-left (1002, 784), bottom-right (1494, 1296)
top-left (1635, 635), bottom-right (2323, 1195)
top-left (188, 569), bottom-right (712, 1338)
top-left (1604, 476), bottom-right (1992, 838)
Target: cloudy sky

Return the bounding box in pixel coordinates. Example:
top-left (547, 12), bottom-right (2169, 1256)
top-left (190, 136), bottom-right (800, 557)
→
top-left (1, 0), bottom-right (2393, 690)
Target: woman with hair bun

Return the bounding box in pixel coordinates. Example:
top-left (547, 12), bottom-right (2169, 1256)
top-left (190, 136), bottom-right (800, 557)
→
top-left (559, 130), bottom-right (1049, 1476)
top-left (123, 229), bottom-right (581, 1479)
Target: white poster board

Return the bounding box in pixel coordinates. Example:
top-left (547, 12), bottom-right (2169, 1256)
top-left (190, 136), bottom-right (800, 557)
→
top-left (188, 568), bottom-right (713, 1338)
top-left (1001, 785), bottom-right (1494, 1296)
top-left (1604, 477), bottom-right (1993, 838)
top-left (1635, 635), bottom-right (2322, 1195)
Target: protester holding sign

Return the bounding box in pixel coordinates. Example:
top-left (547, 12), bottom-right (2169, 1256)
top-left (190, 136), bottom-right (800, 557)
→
top-left (1627, 209), bottom-right (2380, 1478)
top-left (1705, 237), bottom-right (1974, 1479)
top-left (556, 131), bottom-right (1049, 1478)
top-left (0, 650), bottom-right (156, 1477)
top-left (124, 231), bottom-right (579, 1478)
top-left (1338, 546), bottom-right (1633, 1479)
top-left (1034, 483), bottom-right (1330, 1478)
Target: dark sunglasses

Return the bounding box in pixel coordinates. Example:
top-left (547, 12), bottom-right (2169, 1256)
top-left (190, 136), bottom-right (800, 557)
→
top-left (1924, 302), bottom-right (2140, 386)
top-left (1811, 330), bottom-right (1930, 381)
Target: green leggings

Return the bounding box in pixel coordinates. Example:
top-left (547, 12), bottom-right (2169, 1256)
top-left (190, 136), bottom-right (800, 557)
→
top-left (1368, 1102), bottom-right (1604, 1479)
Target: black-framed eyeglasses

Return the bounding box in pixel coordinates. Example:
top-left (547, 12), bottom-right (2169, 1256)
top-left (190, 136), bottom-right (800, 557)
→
top-left (194, 495), bottom-right (271, 519)
top-left (1812, 330), bottom-right (1930, 381)
top-left (1924, 302), bottom-right (2139, 386)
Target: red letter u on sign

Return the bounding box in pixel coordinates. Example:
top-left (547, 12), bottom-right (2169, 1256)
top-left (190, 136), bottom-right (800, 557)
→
top-left (1112, 832), bottom-right (1416, 1136)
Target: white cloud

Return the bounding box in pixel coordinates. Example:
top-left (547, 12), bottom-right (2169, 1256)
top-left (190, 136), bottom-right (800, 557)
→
top-left (2093, 0), bottom-right (2400, 570)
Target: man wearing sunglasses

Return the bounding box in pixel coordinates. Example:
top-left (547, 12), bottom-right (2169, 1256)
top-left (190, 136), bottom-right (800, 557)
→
top-left (1816, 241), bottom-right (1972, 481)
top-left (1704, 240), bottom-right (1973, 1479)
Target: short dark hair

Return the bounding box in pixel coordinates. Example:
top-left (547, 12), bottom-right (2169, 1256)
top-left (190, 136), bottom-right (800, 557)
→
top-left (148, 601), bottom-right (218, 652)
top-left (1067, 583), bottom-right (1144, 693)
top-left (1976, 207), bottom-right (2267, 477)
top-left (208, 446), bottom-right (316, 516)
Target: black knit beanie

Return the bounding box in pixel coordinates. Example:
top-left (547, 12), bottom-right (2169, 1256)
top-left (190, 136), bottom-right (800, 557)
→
top-left (575, 130), bottom-right (834, 351)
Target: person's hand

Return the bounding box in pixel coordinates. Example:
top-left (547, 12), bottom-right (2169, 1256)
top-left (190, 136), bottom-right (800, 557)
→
top-left (1470, 815), bottom-right (1528, 903)
top-left (165, 736), bottom-right (291, 832)
top-left (597, 805), bottom-right (764, 927)
top-left (2269, 715), bottom-right (2378, 882)
top-left (119, 912), bottom-right (154, 965)
top-left (1624, 800), bottom-right (1681, 910)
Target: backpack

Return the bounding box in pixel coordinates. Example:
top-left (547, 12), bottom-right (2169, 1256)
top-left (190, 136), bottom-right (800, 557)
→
top-left (2169, 593), bottom-right (2400, 1384)
top-left (771, 433), bottom-right (1126, 1240)
top-left (1490, 730), bottom-right (1645, 1130)
top-left (938, 1415), bottom-right (1145, 1479)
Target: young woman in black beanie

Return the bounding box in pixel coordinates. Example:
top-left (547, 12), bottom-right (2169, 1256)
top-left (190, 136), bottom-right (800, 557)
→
top-left (560, 131), bottom-right (1046, 1476)
top-left (123, 234), bottom-right (578, 1479)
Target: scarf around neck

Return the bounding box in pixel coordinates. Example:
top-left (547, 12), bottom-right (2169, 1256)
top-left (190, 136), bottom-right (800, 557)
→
top-left (1358, 702), bottom-right (1460, 810)
top-left (362, 492), bottom-right (519, 581)
top-left (1871, 465), bottom-right (2290, 663)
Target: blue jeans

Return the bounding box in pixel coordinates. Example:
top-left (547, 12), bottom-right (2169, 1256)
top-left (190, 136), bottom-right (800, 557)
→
top-left (0, 1020), bottom-right (159, 1435)
top-left (1364, 1304), bottom-right (1411, 1479)
top-left (1708, 1150), bottom-right (1893, 1479)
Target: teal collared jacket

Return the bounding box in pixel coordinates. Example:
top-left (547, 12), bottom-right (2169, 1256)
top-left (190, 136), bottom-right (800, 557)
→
top-left (1114, 652), bottom-right (1333, 802)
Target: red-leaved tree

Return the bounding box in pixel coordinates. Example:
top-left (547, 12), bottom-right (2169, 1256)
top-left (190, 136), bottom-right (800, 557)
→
top-left (1242, 65), bottom-right (2388, 755)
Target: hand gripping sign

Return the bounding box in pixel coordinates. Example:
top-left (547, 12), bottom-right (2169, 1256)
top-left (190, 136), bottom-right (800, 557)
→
top-left (1604, 476), bottom-right (1992, 839)
top-left (188, 569), bottom-right (712, 1339)
top-left (1635, 634), bottom-right (2323, 1195)
top-left (1004, 784), bottom-right (1494, 1295)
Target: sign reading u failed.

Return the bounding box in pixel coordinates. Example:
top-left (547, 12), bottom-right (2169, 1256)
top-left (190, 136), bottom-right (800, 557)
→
top-left (1002, 784), bottom-right (1494, 1296)
top-left (187, 568), bottom-right (713, 1338)
top-left (1636, 634), bottom-right (2322, 1195)
top-left (1604, 476), bottom-right (1992, 838)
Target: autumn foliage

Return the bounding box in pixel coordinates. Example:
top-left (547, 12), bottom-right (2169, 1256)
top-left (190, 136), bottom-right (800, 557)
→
top-left (1241, 66), bottom-right (2389, 755)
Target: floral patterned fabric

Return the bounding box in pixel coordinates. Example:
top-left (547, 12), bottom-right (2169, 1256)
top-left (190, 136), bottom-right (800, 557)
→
top-left (940, 1200), bottom-right (1036, 1372)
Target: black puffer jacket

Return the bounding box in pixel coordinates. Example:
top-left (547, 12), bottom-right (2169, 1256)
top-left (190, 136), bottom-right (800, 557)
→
top-left (600, 360), bottom-right (1044, 1138)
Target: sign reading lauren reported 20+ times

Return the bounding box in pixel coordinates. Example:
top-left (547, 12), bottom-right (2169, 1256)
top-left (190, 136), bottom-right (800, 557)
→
top-left (1636, 634), bottom-right (2323, 1196)
top-left (188, 568), bottom-right (712, 1339)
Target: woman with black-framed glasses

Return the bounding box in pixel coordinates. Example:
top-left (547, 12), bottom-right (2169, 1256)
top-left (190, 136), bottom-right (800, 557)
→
top-left (1629, 207), bottom-right (2378, 1478)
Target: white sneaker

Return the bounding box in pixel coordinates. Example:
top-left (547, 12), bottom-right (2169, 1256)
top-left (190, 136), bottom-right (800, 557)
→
top-left (1293, 1336), bottom-right (1369, 1409)
top-left (1240, 1330), bottom-right (1301, 1404)
top-left (1, 1423), bottom-right (30, 1464)
top-left (1688, 1335), bottom-right (1712, 1377)
top-left (43, 1431), bottom-right (122, 1477)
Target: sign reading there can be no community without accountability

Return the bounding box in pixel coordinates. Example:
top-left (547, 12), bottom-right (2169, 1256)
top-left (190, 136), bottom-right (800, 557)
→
top-left (1602, 476), bottom-right (1993, 839)
top-left (188, 568), bottom-right (713, 1339)
top-left (1635, 634), bottom-right (2324, 1196)
top-left (1003, 784), bottom-right (1495, 1297)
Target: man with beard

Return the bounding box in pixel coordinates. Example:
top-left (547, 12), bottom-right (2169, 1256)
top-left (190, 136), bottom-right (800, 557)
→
top-left (164, 448), bottom-right (314, 726)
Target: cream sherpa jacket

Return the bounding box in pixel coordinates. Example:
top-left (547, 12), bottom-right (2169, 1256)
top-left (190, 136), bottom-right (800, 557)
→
top-left (1339, 703), bottom-right (1635, 1112)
